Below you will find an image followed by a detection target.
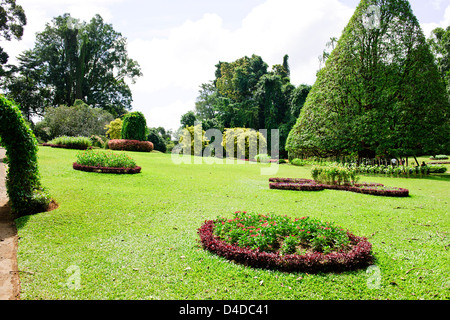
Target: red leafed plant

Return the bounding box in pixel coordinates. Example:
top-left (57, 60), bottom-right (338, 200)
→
top-left (198, 211), bottom-right (374, 273)
top-left (108, 139), bottom-right (154, 152)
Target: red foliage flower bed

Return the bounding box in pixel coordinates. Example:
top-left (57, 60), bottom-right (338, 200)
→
top-left (73, 163), bottom-right (141, 174)
top-left (108, 139), bottom-right (154, 152)
top-left (269, 178), bottom-right (409, 197)
top-left (42, 143), bottom-right (89, 150)
top-left (198, 220), bottom-right (374, 273)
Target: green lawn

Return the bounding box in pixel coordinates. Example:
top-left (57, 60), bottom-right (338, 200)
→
top-left (15, 147), bottom-right (450, 300)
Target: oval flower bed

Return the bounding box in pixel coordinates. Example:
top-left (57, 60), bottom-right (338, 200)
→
top-left (198, 211), bottom-right (373, 273)
top-left (269, 178), bottom-right (409, 197)
top-left (73, 149), bottom-right (141, 174)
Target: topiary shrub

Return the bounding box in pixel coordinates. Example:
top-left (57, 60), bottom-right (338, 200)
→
top-left (108, 139), bottom-right (154, 152)
top-left (0, 96), bottom-right (52, 215)
top-left (121, 112), bottom-right (147, 141)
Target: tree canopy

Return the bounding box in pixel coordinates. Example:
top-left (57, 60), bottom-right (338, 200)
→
top-left (0, 0), bottom-right (26, 76)
top-left (2, 13), bottom-right (142, 118)
top-left (187, 54), bottom-right (310, 157)
top-left (286, 0), bottom-right (450, 160)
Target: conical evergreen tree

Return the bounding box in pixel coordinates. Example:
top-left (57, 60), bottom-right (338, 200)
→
top-left (286, 0), bottom-right (450, 160)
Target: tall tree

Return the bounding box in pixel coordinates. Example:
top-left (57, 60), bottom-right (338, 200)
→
top-left (287, 0), bottom-right (450, 160)
top-left (0, 0), bottom-right (26, 76)
top-left (3, 14), bottom-right (142, 117)
top-left (428, 26), bottom-right (450, 102)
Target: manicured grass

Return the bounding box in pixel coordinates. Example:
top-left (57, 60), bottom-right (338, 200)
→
top-left (15, 147), bottom-right (450, 300)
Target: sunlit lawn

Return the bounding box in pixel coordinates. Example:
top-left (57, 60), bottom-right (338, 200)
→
top-left (14, 147), bottom-right (450, 300)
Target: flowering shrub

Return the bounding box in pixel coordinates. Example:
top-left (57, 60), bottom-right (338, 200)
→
top-left (198, 212), bottom-right (374, 273)
top-left (108, 139), bottom-right (154, 152)
top-left (269, 178), bottom-right (409, 197)
top-left (73, 149), bottom-right (141, 174)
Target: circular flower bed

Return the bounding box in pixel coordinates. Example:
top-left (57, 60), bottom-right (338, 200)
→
top-left (73, 149), bottom-right (141, 174)
top-left (269, 178), bottom-right (409, 197)
top-left (73, 163), bottom-right (141, 174)
top-left (198, 211), bottom-right (374, 273)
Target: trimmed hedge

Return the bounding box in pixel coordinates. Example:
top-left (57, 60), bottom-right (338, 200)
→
top-left (108, 139), bottom-right (154, 152)
top-left (269, 178), bottom-right (409, 197)
top-left (73, 163), bottom-right (141, 174)
top-left (0, 96), bottom-right (51, 214)
top-left (198, 220), bottom-right (373, 273)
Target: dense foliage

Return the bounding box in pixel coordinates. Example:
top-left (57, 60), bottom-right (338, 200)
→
top-left (121, 111), bottom-right (147, 141)
top-left (2, 14), bottom-right (142, 118)
top-left (108, 139), bottom-right (154, 152)
top-left (183, 55), bottom-right (311, 157)
top-left (0, 0), bottom-right (26, 76)
top-left (428, 26), bottom-right (450, 102)
top-left (36, 100), bottom-right (113, 141)
top-left (105, 118), bottom-right (123, 140)
top-left (178, 124), bottom-right (210, 156)
top-left (286, 0), bottom-right (450, 160)
top-left (0, 95), bottom-right (51, 214)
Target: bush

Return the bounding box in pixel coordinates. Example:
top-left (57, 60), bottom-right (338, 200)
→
top-left (47, 136), bottom-right (92, 150)
top-left (37, 100), bottom-right (114, 140)
top-left (105, 118), bottom-right (123, 140)
top-left (121, 112), bottom-right (147, 141)
top-left (430, 155), bottom-right (448, 160)
top-left (254, 154), bottom-right (271, 163)
top-left (0, 95), bottom-right (51, 214)
top-left (178, 124), bottom-right (209, 156)
top-left (108, 139), bottom-right (154, 152)
top-left (147, 128), bottom-right (167, 153)
top-left (222, 128), bottom-right (267, 160)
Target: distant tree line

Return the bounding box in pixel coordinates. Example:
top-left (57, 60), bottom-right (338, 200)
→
top-left (180, 54), bottom-right (311, 158)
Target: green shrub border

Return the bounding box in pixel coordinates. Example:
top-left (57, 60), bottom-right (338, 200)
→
top-left (0, 96), bottom-right (51, 215)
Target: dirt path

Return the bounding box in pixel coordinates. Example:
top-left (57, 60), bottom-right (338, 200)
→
top-left (0, 148), bottom-right (20, 300)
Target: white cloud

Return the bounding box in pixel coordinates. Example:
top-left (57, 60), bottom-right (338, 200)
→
top-left (422, 5), bottom-right (450, 37)
top-left (129, 0), bottom-right (354, 130)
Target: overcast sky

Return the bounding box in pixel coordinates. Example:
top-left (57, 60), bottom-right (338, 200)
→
top-left (2, 0), bottom-right (450, 131)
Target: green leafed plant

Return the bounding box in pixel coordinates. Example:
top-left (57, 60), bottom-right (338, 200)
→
top-left (75, 149), bottom-right (137, 169)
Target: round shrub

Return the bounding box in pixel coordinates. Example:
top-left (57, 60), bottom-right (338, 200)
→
top-left (47, 136), bottom-right (92, 150)
top-left (198, 211), bottom-right (373, 273)
top-left (0, 96), bottom-right (51, 215)
top-left (121, 112), bottom-right (147, 141)
top-left (108, 139), bottom-right (154, 152)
